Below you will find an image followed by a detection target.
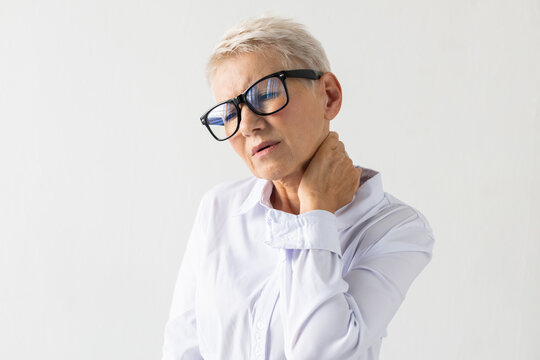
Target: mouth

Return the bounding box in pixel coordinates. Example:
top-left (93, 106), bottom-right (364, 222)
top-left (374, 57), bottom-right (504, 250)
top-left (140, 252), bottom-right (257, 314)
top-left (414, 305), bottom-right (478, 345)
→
top-left (252, 141), bottom-right (280, 157)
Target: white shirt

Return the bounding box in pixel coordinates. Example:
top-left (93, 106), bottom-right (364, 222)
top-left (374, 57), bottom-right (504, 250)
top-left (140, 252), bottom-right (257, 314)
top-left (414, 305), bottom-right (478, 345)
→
top-left (162, 167), bottom-right (434, 360)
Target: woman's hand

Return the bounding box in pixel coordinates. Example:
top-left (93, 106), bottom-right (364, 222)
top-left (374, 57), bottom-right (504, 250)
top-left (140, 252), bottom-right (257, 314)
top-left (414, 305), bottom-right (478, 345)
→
top-left (298, 131), bottom-right (361, 214)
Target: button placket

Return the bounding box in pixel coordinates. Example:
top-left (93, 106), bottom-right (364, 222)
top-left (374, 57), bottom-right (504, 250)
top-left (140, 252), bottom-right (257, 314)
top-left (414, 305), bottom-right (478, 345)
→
top-left (250, 263), bottom-right (280, 360)
top-left (252, 314), bottom-right (268, 358)
top-left (251, 320), bottom-right (264, 358)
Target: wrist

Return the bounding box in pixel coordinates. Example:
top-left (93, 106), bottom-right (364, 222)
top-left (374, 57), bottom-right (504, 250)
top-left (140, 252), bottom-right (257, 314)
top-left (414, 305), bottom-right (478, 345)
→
top-left (299, 200), bottom-right (335, 214)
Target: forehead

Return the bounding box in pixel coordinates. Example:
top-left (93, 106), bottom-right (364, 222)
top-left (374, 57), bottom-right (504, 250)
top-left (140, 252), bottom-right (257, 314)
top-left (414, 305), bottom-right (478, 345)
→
top-left (211, 51), bottom-right (285, 103)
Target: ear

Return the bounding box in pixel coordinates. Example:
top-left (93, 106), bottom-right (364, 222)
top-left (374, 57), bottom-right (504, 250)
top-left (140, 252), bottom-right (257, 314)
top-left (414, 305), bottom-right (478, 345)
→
top-left (320, 72), bottom-right (342, 121)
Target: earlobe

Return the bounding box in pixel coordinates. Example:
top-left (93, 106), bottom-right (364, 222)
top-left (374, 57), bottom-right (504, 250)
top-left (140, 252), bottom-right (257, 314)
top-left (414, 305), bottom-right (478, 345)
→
top-left (322, 72), bottom-right (343, 121)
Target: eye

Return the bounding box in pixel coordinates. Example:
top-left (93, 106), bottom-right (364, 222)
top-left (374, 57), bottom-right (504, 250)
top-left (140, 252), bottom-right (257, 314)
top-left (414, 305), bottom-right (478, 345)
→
top-left (225, 112), bottom-right (237, 122)
top-left (206, 103), bottom-right (238, 126)
top-left (207, 117), bottom-right (224, 126)
top-left (258, 91), bottom-right (279, 101)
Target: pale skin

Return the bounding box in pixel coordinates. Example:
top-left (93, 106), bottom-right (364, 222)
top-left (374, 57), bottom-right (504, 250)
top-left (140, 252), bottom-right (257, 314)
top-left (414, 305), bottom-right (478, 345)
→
top-left (211, 51), bottom-right (361, 215)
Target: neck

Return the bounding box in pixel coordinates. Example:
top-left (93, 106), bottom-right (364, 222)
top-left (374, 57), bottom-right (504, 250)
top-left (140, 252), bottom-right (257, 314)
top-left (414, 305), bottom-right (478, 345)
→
top-left (270, 166), bottom-right (364, 215)
top-left (270, 171), bottom-right (303, 215)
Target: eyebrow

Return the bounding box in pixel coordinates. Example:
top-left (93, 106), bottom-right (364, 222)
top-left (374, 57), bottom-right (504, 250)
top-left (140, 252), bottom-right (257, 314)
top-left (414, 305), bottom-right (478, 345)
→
top-left (219, 73), bottom-right (260, 103)
top-left (239, 74), bottom-right (259, 94)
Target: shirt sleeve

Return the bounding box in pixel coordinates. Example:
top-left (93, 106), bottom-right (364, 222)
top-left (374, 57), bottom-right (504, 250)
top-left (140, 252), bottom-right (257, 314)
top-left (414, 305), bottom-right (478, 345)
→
top-left (264, 208), bottom-right (434, 359)
top-left (161, 200), bottom-right (207, 360)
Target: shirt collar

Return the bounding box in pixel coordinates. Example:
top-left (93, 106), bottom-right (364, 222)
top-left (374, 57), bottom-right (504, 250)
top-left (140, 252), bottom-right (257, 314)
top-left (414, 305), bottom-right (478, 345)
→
top-left (235, 177), bottom-right (271, 215)
top-left (235, 166), bottom-right (384, 231)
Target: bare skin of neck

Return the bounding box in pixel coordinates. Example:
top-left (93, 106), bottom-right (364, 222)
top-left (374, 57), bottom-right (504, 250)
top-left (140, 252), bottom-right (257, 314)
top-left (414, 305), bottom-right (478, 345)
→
top-left (270, 167), bottom-right (363, 215)
top-left (270, 174), bottom-right (303, 215)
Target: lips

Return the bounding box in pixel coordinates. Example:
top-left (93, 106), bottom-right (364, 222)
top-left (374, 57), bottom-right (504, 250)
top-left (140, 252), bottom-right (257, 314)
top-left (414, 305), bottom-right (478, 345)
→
top-left (251, 141), bottom-right (280, 156)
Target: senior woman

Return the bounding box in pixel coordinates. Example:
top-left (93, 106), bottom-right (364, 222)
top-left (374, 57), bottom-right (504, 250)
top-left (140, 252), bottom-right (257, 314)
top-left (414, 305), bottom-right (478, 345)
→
top-left (162, 16), bottom-right (434, 360)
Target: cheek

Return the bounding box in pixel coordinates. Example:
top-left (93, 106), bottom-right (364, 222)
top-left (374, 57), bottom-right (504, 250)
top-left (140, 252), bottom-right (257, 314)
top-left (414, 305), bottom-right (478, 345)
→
top-left (228, 137), bottom-right (250, 162)
top-left (283, 109), bottom-right (319, 144)
top-left (228, 135), bottom-right (240, 151)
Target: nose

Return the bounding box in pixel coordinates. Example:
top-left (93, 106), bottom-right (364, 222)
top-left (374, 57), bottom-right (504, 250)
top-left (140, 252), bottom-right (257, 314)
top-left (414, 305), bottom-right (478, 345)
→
top-left (238, 104), bottom-right (266, 137)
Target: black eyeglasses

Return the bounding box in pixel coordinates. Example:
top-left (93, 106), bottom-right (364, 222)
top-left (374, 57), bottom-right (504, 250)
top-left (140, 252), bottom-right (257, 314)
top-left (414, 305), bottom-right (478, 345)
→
top-left (200, 69), bottom-right (323, 141)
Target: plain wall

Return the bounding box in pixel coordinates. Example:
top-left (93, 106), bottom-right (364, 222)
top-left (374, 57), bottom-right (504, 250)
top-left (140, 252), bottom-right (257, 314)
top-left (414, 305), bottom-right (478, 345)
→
top-left (1, 0), bottom-right (538, 359)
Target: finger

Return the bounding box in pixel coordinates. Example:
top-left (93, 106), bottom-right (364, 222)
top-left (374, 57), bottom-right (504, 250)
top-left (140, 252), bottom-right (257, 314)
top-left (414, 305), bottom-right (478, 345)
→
top-left (328, 131), bottom-right (339, 139)
top-left (318, 133), bottom-right (339, 152)
top-left (330, 140), bottom-right (347, 158)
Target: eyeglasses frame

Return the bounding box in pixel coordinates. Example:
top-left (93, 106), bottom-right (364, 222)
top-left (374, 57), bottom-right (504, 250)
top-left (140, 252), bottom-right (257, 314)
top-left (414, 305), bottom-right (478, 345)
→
top-left (200, 69), bottom-right (324, 141)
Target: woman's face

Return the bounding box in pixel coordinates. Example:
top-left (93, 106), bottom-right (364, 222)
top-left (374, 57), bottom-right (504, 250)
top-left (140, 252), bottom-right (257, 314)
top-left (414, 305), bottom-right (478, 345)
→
top-left (211, 51), bottom-right (331, 183)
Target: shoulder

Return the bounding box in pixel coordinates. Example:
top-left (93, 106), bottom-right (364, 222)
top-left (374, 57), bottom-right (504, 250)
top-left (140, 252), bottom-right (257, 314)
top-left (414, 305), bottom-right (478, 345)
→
top-left (382, 193), bottom-right (434, 234)
top-left (366, 192), bottom-right (435, 256)
top-left (341, 192), bottom-right (435, 281)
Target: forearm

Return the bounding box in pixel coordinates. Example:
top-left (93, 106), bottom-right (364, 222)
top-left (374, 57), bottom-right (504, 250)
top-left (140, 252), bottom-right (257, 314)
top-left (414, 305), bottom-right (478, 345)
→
top-left (266, 210), bottom-right (370, 359)
top-left (278, 248), bottom-right (368, 359)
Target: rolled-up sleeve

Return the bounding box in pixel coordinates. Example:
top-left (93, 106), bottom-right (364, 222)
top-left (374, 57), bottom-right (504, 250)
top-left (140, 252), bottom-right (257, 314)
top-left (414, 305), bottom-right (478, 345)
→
top-left (264, 208), bottom-right (434, 359)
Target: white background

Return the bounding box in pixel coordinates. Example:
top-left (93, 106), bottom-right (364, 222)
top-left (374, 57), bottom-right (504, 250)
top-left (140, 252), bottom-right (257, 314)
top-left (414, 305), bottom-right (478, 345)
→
top-left (1, 1), bottom-right (539, 359)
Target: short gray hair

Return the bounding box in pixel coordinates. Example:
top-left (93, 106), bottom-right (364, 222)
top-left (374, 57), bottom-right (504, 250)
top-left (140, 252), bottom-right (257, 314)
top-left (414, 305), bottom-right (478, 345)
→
top-left (206, 16), bottom-right (331, 84)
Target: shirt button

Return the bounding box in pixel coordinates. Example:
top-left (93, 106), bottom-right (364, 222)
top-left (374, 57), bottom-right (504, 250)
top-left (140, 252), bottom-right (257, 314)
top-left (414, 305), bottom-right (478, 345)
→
top-left (256, 321), bottom-right (264, 330)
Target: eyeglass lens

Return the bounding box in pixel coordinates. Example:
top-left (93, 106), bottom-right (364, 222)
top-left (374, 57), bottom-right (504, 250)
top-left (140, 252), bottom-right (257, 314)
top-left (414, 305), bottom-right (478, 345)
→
top-left (206, 102), bottom-right (238, 140)
top-left (206, 76), bottom-right (288, 140)
top-left (247, 76), bottom-right (287, 114)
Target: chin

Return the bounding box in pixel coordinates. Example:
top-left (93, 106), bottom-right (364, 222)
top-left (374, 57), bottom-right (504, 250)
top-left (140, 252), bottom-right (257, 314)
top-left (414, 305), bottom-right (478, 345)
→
top-left (249, 163), bottom-right (285, 181)
top-left (252, 169), bottom-right (283, 181)
top-left (250, 162), bottom-right (300, 182)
